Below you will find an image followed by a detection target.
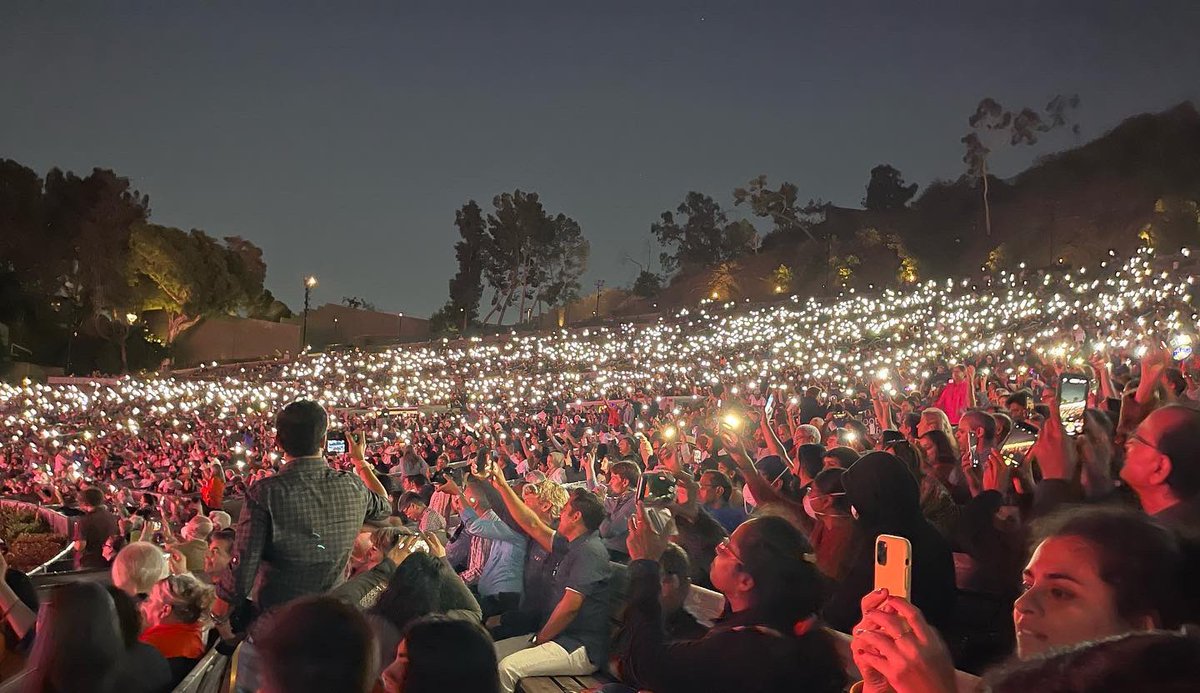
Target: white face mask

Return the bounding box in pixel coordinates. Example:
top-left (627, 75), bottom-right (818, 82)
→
top-left (804, 490), bottom-right (848, 518)
top-left (743, 467), bottom-right (787, 512)
top-left (742, 484), bottom-right (757, 511)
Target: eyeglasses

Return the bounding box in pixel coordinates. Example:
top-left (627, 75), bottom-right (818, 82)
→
top-left (716, 537), bottom-right (744, 565)
top-left (1125, 431), bottom-right (1161, 453)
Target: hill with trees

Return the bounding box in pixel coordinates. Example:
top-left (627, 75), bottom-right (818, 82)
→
top-left (612, 101), bottom-right (1200, 317)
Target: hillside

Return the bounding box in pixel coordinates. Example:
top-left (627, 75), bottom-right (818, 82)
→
top-left (585, 102), bottom-right (1200, 318)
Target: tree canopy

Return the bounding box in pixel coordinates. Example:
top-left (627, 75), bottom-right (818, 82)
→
top-left (130, 224), bottom-right (274, 346)
top-left (652, 191), bottom-right (756, 274)
top-left (863, 164), bottom-right (919, 211)
top-left (434, 191), bottom-right (589, 329)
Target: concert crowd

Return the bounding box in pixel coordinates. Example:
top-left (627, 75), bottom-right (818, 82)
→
top-left (2, 247), bottom-right (1200, 692)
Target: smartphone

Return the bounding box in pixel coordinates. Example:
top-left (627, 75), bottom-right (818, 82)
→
top-left (874, 534), bottom-right (912, 600)
top-left (326, 430), bottom-right (347, 455)
top-left (765, 393), bottom-right (776, 413)
top-left (1001, 427), bottom-right (1037, 468)
top-left (1057, 372), bottom-right (1090, 437)
top-left (966, 430), bottom-right (980, 469)
top-left (638, 471), bottom-right (675, 502)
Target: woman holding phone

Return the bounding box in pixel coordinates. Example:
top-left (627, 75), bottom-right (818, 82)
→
top-left (847, 504), bottom-right (1188, 692)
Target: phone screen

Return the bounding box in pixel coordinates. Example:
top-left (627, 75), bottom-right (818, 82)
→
top-left (1058, 373), bottom-right (1090, 436)
top-left (326, 431), bottom-right (347, 455)
top-left (1001, 427), bottom-right (1037, 468)
top-left (765, 393), bottom-right (775, 412)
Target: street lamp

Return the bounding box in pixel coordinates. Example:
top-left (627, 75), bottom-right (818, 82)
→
top-left (397, 312), bottom-right (404, 341)
top-left (302, 275), bottom-right (318, 349)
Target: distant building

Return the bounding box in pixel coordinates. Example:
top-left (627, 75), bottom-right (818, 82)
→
top-left (292, 303), bottom-right (429, 350)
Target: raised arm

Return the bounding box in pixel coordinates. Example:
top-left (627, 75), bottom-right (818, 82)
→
top-left (347, 431), bottom-right (389, 500)
top-left (480, 463), bottom-right (555, 552)
top-left (719, 430), bottom-right (799, 518)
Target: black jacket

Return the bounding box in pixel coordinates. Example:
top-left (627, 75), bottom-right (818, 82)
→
top-left (620, 559), bottom-right (846, 693)
top-left (823, 451), bottom-right (956, 633)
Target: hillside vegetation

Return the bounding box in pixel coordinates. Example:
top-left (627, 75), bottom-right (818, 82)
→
top-left (582, 102), bottom-right (1200, 321)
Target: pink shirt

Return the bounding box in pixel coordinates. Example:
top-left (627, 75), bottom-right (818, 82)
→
top-left (935, 380), bottom-right (971, 424)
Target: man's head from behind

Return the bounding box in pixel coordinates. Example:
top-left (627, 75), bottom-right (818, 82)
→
top-left (181, 514), bottom-right (214, 543)
top-left (275, 400), bottom-right (328, 459)
top-left (659, 543), bottom-right (692, 614)
top-left (1121, 405), bottom-right (1200, 506)
top-left (111, 542), bottom-right (167, 597)
top-left (256, 596), bottom-right (377, 693)
top-left (80, 487), bottom-right (105, 512)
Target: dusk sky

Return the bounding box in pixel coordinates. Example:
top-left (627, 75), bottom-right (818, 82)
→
top-left (3, 1), bottom-right (1199, 318)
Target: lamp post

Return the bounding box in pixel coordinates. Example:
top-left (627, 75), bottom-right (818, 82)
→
top-left (397, 312), bottom-right (404, 342)
top-left (302, 275), bottom-right (317, 350)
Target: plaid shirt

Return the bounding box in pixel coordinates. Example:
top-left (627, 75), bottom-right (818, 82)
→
top-left (217, 455), bottom-right (390, 611)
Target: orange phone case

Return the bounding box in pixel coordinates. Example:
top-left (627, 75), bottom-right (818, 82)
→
top-left (874, 534), bottom-right (913, 600)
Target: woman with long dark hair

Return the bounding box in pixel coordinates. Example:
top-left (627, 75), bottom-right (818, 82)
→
top-left (22, 582), bottom-right (126, 693)
top-left (380, 615), bottom-right (499, 693)
top-left (617, 513), bottom-right (847, 693)
top-left (366, 550), bottom-right (482, 682)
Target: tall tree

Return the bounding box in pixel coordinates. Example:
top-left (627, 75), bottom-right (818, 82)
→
top-left (42, 167), bottom-right (148, 312)
top-left (0, 160), bottom-right (45, 286)
top-left (447, 201), bottom-right (488, 327)
top-left (536, 214), bottom-right (589, 317)
top-left (631, 270), bottom-right (662, 298)
top-left (863, 164), bottom-right (919, 211)
top-left (963, 95), bottom-right (1080, 236)
top-left (479, 191), bottom-right (587, 325)
top-left (651, 192), bottom-right (755, 274)
top-left (41, 168), bottom-right (150, 371)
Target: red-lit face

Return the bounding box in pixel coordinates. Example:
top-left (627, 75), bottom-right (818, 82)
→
top-left (1013, 536), bottom-right (1135, 659)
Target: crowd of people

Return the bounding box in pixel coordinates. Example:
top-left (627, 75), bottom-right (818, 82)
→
top-left (2, 246), bottom-right (1200, 691)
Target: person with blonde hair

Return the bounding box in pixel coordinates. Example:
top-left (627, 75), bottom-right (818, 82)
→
top-left (916, 407), bottom-right (957, 454)
top-left (139, 573), bottom-right (216, 661)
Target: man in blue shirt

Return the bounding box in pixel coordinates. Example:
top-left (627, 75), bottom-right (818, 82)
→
top-left (697, 470), bottom-right (747, 533)
top-left (481, 466), bottom-right (612, 693)
top-left (440, 477), bottom-right (527, 618)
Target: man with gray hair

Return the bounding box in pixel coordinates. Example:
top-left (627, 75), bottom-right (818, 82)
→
top-left (209, 510), bottom-right (233, 531)
top-left (170, 513), bottom-right (215, 574)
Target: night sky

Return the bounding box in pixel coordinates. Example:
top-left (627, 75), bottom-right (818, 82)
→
top-left (3, 1), bottom-right (1198, 318)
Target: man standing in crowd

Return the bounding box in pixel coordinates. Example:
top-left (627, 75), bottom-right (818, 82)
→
top-left (213, 401), bottom-right (390, 624)
top-left (484, 466), bottom-right (612, 693)
top-left (73, 487), bottom-right (119, 570)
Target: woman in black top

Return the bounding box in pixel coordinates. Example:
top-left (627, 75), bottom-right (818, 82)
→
top-left (822, 451), bottom-right (956, 634)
